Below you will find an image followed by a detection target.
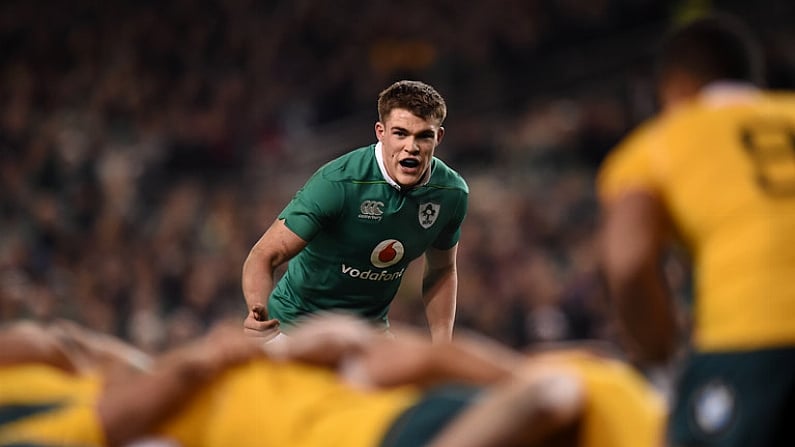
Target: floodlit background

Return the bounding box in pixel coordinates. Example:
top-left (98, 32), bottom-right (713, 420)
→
top-left (1, 0), bottom-right (793, 351)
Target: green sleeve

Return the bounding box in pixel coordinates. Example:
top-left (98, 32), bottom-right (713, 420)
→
top-left (278, 171), bottom-right (344, 241)
top-left (432, 191), bottom-right (468, 250)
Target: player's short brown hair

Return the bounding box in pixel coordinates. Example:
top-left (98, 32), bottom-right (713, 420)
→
top-left (377, 80), bottom-right (447, 124)
top-left (657, 14), bottom-right (764, 86)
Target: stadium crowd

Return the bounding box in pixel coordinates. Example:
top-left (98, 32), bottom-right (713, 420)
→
top-left (1, 0), bottom-right (794, 352)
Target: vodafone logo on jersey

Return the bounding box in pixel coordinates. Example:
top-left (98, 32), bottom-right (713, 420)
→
top-left (339, 239), bottom-right (406, 282)
top-left (370, 239), bottom-right (405, 268)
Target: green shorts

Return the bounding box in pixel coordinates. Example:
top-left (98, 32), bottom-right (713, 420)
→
top-left (668, 346), bottom-right (795, 447)
top-left (379, 384), bottom-right (481, 447)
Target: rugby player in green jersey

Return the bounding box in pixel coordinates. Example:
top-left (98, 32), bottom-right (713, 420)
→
top-left (242, 80), bottom-right (468, 342)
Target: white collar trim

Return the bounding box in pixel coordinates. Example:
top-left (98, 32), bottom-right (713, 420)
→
top-left (701, 81), bottom-right (760, 106)
top-left (374, 142), bottom-right (431, 191)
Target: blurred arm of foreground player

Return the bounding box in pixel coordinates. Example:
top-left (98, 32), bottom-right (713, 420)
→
top-left (273, 314), bottom-right (586, 447)
top-left (600, 191), bottom-right (680, 365)
top-left (0, 320), bottom-right (266, 447)
top-left (0, 319), bottom-right (152, 376)
top-left (268, 313), bottom-right (522, 389)
top-left (428, 358), bottom-right (585, 447)
top-left (98, 324), bottom-right (265, 446)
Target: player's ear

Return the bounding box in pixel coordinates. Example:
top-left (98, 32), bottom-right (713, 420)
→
top-left (375, 121), bottom-right (385, 142)
top-left (435, 126), bottom-right (445, 145)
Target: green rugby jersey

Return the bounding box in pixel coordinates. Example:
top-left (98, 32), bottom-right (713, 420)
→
top-left (270, 143), bottom-right (468, 328)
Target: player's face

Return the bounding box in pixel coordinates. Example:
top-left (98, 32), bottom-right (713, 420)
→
top-left (375, 108), bottom-right (444, 188)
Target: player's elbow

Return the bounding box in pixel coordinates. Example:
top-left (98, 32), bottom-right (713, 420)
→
top-left (629, 333), bottom-right (677, 366)
top-left (242, 244), bottom-right (284, 285)
top-left (612, 292), bottom-right (678, 366)
top-left (244, 242), bottom-right (275, 268)
top-left (602, 238), bottom-right (655, 291)
top-left (514, 371), bottom-right (585, 443)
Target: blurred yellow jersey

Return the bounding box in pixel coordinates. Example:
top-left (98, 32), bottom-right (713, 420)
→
top-left (598, 85), bottom-right (795, 351)
top-left (159, 359), bottom-right (421, 447)
top-left (0, 364), bottom-right (106, 446)
top-left (541, 351), bottom-right (665, 447)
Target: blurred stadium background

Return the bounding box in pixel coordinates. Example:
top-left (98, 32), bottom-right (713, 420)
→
top-left (1, 0), bottom-right (793, 352)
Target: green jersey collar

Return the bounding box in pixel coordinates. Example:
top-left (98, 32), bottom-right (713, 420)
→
top-left (374, 142), bottom-right (432, 191)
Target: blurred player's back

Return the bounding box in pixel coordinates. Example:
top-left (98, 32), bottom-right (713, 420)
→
top-left (598, 14), bottom-right (795, 446)
top-left (603, 89), bottom-right (795, 351)
top-left (534, 351), bottom-right (666, 447)
top-left (160, 359), bottom-right (420, 447)
top-left (0, 364), bottom-right (105, 446)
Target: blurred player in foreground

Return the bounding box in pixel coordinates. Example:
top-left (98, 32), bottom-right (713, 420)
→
top-left (598, 13), bottom-right (795, 447)
top-left (0, 315), bottom-right (664, 447)
top-left (242, 79), bottom-right (468, 343)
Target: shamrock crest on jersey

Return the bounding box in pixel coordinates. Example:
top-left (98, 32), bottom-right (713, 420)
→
top-left (419, 202), bottom-right (440, 229)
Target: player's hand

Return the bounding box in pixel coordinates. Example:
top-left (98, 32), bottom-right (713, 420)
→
top-left (160, 322), bottom-right (266, 381)
top-left (273, 313), bottom-right (375, 365)
top-left (243, 305), bottom-right (281, 340)
top-left (202, 323), bottom-right (267, 371)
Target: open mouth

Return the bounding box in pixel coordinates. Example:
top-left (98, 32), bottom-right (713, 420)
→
top-left (399, 159), bottom-right (420, 168)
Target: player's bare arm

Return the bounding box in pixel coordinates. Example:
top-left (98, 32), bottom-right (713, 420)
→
top-left (241, 218), bottom-right (307, 337)
top-left (272, 313), bottom-right (521, 389)
top-left (0, 321), bottom-right (79, 372)
top-left (422, 244), bottom-right (459, 342)
top-left (600, 190), bottom-right (678, 365)
top-left (428, 362), bottom-right (584, 447)
top-left (98, 324), bottom-right (265, 447)
top-left (0, 320), bottom-right (152, 375)
top-left (352, 328), bottom-right (523, 389)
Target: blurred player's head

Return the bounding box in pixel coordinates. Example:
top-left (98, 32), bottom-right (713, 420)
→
top-left (375, 80), bottom-right (447, 188)
top-left (656, 14), bottom-right (764, 110)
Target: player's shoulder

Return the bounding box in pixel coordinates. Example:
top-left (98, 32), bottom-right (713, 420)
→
top-left (596, 115), bottom-right (668, 199)
top-left (602, 116), bottom-right (664, 169)
top-left (0, 364), bottom-right (98, 400)
top-left (316, 145), bottom-right (379, 183)
top-left (758, 90), bottom-right (795, 115)
top-left (676, 87), bottom-right (795, 122)
top-left (755, 89), bottom-right (795, 102)
top-left (428, 157), bottom-right (469, 194)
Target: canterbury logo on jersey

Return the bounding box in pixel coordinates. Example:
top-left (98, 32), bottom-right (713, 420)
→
top-left (358, 200), bottom-right (384, 221)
